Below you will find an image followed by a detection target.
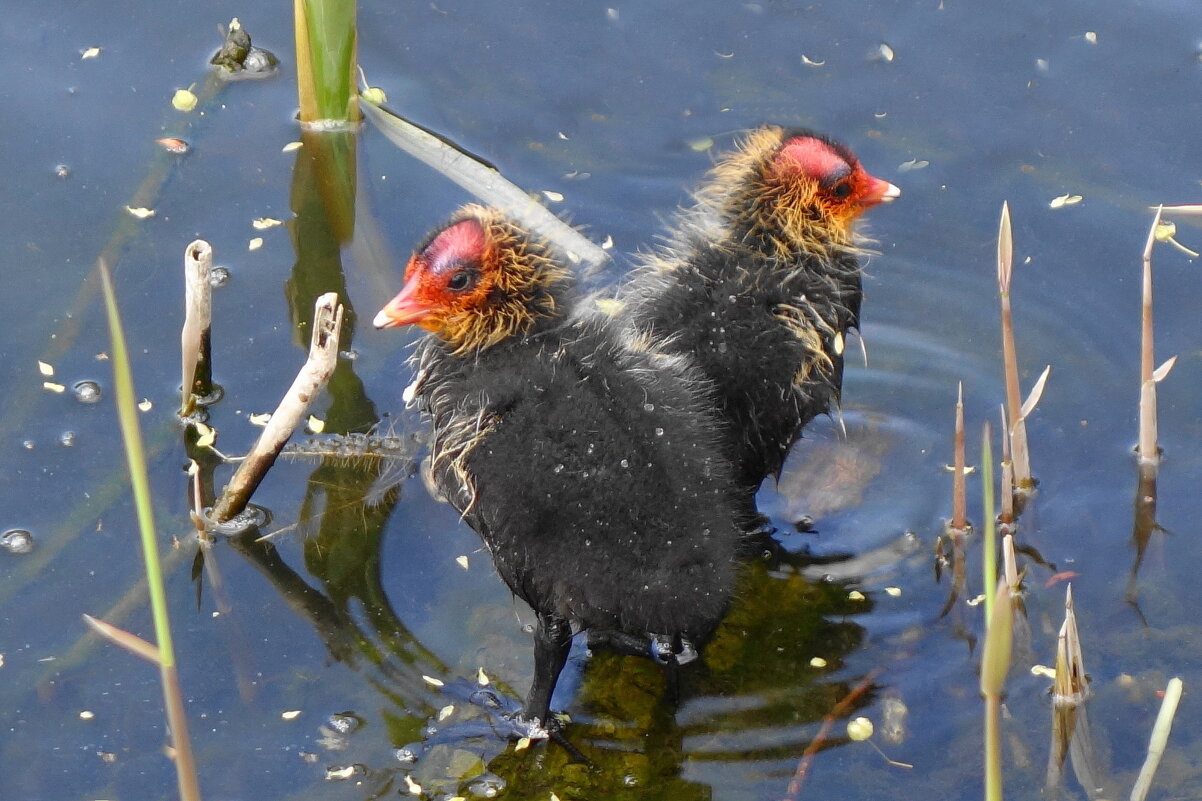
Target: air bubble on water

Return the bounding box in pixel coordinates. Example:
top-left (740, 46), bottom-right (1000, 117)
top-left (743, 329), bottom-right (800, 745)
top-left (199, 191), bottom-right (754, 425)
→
top-left (73, 380), bottom-right (103, 404)
top-left (1, 529), bottom-right (34, 554)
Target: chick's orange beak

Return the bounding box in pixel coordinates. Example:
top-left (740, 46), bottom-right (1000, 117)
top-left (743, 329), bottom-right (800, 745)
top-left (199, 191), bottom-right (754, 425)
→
top-left (860, 175), bottom-right (902, 207)
top-left (373, 276), bottom-right (431, 329)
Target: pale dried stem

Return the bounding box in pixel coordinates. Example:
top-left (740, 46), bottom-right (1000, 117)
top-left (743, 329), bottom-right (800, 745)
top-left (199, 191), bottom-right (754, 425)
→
top-left (1053, 584), bottom-right (1089, 705)
top-left (1130, 677), bottom-right (1184, 801)
top-left (999, 405), bottom-right (1015, 526)
top-left (181, 240), bottom-right (213, 417)
top-left (952, 382), bottom-right (967, 530)
top-left (82, 614), bottom-right (161, 664)
top-left (1137, 208), bottom-right (1162, 464)
top-left (1002, 534), bottom-right (1018, 592)
top-left (211, 293), bottom-right (344, 522)
top-left (997, 202), bottom-right (1033, 489)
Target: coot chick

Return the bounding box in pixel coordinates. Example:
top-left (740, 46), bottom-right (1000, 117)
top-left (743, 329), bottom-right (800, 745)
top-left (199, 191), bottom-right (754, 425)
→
top-left (374, 204), bottom-right (741, 730)
top-left (622, 126), bottom-right (899, 533)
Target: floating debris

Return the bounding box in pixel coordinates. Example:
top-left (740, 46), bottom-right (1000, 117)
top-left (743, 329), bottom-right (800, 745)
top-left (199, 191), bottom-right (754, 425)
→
top-left (801, 54), bottom-right (825, 66)
top-left (422, 675), bottom-right (445, 688)
top-left (210, 18), bottom-right (279, 79)
top-left (252, 217), bottom-right (283, 230)
top-left (79, 710), bottom-right (95, 721)
top-left (59, 431), bottom-right (76, 447)
top-left (281, 710), bottom-right (302, 721)
top-left (847, 716), bottom-right (874, 741)
top-left (898, 159), bottom-right (930, 172)
top-left (171, 88), bottom-right (198, 112)
top-left (126, 206), bottom-right (156, 219)
top-left (39, 363), bottom-right (55, 378)
top-left (456, 555), bottom-right (470, 570)
top-left (885, 586), bottom-right (902, 597)
top-left (1049, 194), bottom-right (1083, 209)
top-left (809, 656), bottom-right (828, 668)
top-left (72, 380), bottom-right (102, 404)
top-left (477, 667), bottom-right (490, 686)
top-left (210, 266), bottom-right (230, 287)
top-left (306, 415), bottom-right (325, 434)
top-left (1084, 31), bottom-right (1098, 44)
top-left (194, 423), bottom-right (216, 448)
top-left (325, 765), bottom-right (359, 781)
top-left (1, 529), bottom-right (34, 554)
top-left (687, 136), bottom-right (714, 152)
top-left (847, 590), bottom-right (866, 601)
top-left (403, 775), bottom-right (423, 796)
top-left (43, 382), bottom-right (66, 394)
top-left (248, 237), bottom-right (264, 251)
top-left (248, 412), bottom-right (271, 426)
top-left (542, 190), bottom-right (564, 203)
top-left (282, 141), bottom-right (303, 153)
top-left (138, 398), bottom-right (152, 412)
top-left (327, 711), bottom-right (364, 735)
top-left (876, 42), bottom-right (895, 62)
top-left (601, 235), bottom-right (614, 250)
top-left (437, 705), bottom-right (454, 721)
top-left (54, 164), bottom-right (71, 179)
top-left (156, 137), bottom-right (190, 155)
top-left (81, 47), bottom-right (102, 60)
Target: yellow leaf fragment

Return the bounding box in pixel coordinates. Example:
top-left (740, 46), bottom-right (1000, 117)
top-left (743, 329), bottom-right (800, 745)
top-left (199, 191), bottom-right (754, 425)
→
top-left (404, 775), bottom-right (422, 795)
top-left (848, 590), bottom-right (866, 601)
top-left (455, 555), bottom-right (469, 570)
top-left (43, 381), bottom-right (66, 393)
top-left (361, 86), bottom-right (387, 104)
top-left (126, 206), bottom-right (156, 219)
top-left (847, 716), bottom-right (874, 741)
top-left (477, 667), bottom-right (490, 686)
top-left (253, 217), bottom-right (283, 230)
top-left (138, 398), bottom-right (152, 412)
top-left (248, 412), bottom-right (271, 426)
top-left (1084, 31), bottom-right (1097, 44)
top-left (687, 136), bottom-right (714, 152)
top-left (306, 415), bottom-right (325, 433)
top-left (801, 54), bottom-right (825, 66)
top-left (1031, 664), bottom-right (1056, 679)
top-left (878, 43), bottom-right (895, 62)
top-left (422, 674), bottom-right (445, 688)
top-left (515, 737), bottom-right (531, 752)
top-left (809, 656), bottom-right (828, 668)
top-left (81, 47), bottom-right (102, 59)
top-left (437, 704), bottom-right (454, 721)
top-left (79, 710), bottom-right (96, 721)
top-left (194, 422), bottom-right (216, 448)
top-left (885, 586), bottom-right (902, 597)
top-left (542, 190), bottom-right (564, 203)
top-left (282, 141), bottom-right (303, 153)
top-left (248, 237), bottom-right (264, 251)
top-left (172, 88), bottom-right (198, 112)
top-left (38, 361), bottom-right (54, 377)
top-left (281, 710), bottom-right (302, 721)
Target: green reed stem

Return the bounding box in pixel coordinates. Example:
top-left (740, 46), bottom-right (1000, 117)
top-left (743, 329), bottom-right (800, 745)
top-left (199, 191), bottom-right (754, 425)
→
top-left (98, 259), bottom-right (201, 801)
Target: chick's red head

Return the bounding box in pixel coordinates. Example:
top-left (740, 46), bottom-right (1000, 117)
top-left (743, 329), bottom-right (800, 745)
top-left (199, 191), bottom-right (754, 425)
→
top-left (374, 217), bottom-right (493, 333)
top-left (771, 132), bottom-right (900, 217)
top-left (374, 205), bottom-right (567, 354)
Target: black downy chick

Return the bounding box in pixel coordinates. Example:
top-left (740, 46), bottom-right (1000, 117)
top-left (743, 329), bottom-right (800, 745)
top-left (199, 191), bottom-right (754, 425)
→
top-left (622, 126), bottom-right (899, 536)
top-left (374, 204), bottom-right (741, 730)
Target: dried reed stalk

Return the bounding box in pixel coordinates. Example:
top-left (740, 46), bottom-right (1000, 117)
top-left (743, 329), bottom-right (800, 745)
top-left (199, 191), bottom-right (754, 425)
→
top-left (180, 240), bottom-right (214, 417)
top-left (211, 292), bottom-right (344, 523)
top-left (997, 202), bottom-right (1033, 492)
top-left (1129, 677), bottom-right (1183, 801)
top-left (952, 382), bottom-right (967, 531)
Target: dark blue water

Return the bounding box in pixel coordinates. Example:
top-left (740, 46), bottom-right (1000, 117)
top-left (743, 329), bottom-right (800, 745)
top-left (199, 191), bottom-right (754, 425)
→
top-left (3, 1), bottom-right (1202, 799)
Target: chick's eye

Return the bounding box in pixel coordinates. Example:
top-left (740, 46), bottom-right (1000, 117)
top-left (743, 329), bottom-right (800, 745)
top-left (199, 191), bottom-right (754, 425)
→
top-left (446, 269), bottom-right (473, 292)
top-left (829, 180), bottom-right (852, 200)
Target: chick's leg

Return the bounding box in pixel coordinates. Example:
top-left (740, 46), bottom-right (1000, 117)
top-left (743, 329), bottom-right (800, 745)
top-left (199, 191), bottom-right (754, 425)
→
top-left (523, 612), bottom-right (573, 725)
